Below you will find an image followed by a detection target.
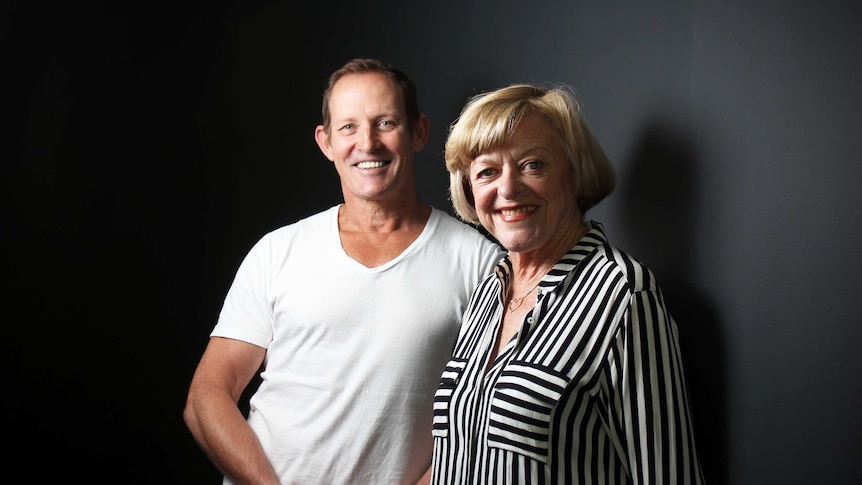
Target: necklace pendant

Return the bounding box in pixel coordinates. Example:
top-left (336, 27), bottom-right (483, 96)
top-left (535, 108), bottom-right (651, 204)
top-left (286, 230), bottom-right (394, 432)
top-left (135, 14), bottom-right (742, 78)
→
top-left (508, 298), bottom-right (523, 311)
top-left (507, 281), bottom-right (539, 312)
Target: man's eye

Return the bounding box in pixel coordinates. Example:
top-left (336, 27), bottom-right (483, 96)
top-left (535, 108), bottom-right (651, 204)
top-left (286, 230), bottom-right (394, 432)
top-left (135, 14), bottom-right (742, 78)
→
top-left (339, 124), bottom-right (356, 133)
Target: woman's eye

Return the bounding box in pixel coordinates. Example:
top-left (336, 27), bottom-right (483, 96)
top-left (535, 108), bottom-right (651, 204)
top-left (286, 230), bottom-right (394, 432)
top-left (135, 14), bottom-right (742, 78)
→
top-left (524, 160), bottom-right (543, 171)
top-left (476, 168), bottom-right (495, 179)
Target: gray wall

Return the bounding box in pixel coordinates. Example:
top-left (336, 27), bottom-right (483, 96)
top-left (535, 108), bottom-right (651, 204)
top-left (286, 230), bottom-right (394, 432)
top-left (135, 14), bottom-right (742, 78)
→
top-left (7, 1), bottom-right (861, 483)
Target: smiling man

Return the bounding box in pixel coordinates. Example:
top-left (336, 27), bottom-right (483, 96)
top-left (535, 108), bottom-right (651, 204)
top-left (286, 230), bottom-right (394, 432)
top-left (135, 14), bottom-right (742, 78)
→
top-left (183, 58), bottom-right (504, 485)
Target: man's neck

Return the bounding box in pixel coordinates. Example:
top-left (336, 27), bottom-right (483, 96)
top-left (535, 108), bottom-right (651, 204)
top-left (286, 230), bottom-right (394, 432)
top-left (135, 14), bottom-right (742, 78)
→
top-left (336, 199), bottom-right (432, 268)
top-left (338, 197), bottom-right (431, 234)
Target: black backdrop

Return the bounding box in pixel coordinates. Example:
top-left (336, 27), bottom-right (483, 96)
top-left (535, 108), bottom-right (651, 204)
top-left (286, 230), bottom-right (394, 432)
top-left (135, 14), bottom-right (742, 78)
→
top-left (6, 1), bottom-right (862, 483)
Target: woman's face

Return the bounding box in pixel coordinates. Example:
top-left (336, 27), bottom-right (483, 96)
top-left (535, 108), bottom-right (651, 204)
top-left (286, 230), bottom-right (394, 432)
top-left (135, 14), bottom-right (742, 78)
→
top-left (468, 112), bottom-right (583, 256)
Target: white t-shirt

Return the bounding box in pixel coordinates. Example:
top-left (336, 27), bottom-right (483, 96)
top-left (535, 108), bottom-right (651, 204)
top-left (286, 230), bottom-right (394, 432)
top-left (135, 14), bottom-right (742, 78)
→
top-left (212, 205), bottom-right (504, 485)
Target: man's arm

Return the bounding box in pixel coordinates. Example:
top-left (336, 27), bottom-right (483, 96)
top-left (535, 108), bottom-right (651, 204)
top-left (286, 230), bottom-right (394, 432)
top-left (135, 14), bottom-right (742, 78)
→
top-left (184, 336), bottom-right (280, 484)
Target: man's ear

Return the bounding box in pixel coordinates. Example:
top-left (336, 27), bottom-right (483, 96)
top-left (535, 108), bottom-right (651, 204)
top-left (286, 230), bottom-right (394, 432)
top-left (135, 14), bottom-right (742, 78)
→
top-left (412, 114), bottom-right (430, 152)
top-left (314, 125), bottom-right (334, 161)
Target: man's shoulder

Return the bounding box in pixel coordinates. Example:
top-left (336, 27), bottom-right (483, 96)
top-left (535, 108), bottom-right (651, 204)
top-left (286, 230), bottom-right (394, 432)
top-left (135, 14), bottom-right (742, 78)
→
top-left (430, 207), bottom-right (473, 229)
top-left (430, 208), bottom-right (487, 237)
top-left (259, 206), bottom-right (337, 243)
top-left (428, 208), bottom-right (503, 260)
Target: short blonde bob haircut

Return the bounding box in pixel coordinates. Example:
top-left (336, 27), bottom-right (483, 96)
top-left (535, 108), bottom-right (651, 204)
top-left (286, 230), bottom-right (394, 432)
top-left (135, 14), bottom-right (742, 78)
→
top-left (445, 83), bottom-right (616, 225)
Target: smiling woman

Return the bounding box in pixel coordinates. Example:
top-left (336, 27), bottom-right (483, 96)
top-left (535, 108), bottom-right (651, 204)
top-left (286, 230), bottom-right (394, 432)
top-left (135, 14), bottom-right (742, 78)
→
top-left (467, 112), bottom-right (583, 258)
top-left (430, 83), bottom-right (706, 484)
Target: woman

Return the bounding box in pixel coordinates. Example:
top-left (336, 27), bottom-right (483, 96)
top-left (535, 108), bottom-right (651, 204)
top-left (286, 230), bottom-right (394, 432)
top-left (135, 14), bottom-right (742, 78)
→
top-left (430, 84), bottom-right (705, 484)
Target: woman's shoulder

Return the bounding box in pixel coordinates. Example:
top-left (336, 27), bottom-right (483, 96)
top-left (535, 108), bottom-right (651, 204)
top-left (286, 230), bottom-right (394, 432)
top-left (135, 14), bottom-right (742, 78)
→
top-left (577, 220), bottom-right (660, 292)
top-left (593, 243), bottom-right (659, 293)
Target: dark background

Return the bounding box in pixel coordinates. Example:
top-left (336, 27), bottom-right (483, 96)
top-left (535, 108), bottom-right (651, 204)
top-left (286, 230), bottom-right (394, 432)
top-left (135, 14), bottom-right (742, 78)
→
top-left (6, 1), bottom-right (861, 483)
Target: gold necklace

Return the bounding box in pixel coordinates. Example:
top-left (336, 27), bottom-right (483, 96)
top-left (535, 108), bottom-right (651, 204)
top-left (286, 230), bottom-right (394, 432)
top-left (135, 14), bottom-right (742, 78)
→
top-left (507, 282), bottom-right (540, 311)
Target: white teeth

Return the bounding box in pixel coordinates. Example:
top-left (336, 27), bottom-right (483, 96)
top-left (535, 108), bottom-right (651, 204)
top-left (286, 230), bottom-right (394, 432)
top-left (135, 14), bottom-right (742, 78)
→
top-left (501, 207), bottom-right (534, 216)
top-left (356, 161), bottom-right (387, 169)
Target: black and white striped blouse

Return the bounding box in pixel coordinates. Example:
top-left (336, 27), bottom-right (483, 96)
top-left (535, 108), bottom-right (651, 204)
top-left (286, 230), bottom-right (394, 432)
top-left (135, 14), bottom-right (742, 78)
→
top-left (431, 221), bottom-right (705, 485)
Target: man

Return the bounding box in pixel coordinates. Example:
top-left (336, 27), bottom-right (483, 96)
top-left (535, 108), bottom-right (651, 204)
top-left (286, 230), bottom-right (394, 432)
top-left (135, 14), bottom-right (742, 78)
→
top-left (183, 58), bottom-right (504, 484)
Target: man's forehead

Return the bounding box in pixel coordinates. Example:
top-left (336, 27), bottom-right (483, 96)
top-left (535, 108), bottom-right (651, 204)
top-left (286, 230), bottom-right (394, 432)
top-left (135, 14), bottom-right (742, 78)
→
top-left (329, 74), bottom-right (404, 116)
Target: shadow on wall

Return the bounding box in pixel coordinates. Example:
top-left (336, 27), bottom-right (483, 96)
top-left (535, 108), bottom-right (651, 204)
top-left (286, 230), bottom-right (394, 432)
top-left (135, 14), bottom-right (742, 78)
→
top-left (617, 120), bottom-right (728, 484)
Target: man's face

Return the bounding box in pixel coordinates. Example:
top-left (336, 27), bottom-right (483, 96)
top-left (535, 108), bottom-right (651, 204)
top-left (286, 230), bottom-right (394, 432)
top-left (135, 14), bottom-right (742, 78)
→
top-left (315, 72), bottom-right (425, 204)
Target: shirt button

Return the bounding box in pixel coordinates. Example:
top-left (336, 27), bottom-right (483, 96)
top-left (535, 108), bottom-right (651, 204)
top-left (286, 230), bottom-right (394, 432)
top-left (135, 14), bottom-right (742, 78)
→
top-left (527, 317), bottom-right (534, 324)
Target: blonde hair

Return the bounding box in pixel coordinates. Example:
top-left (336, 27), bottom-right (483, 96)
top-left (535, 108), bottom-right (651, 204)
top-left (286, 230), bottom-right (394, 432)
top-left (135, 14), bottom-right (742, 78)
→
top-left (445, 84), bottom-right (615, 224)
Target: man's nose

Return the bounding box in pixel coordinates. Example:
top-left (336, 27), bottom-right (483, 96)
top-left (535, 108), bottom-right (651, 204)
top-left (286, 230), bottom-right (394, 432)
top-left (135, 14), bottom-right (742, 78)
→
top-left (358, 126), bottom-right (380, 152)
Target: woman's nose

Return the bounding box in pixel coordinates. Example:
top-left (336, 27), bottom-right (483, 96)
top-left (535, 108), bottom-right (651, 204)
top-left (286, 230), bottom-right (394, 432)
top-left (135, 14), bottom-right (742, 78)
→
top-left (497, 168), bottom-right (523, 199)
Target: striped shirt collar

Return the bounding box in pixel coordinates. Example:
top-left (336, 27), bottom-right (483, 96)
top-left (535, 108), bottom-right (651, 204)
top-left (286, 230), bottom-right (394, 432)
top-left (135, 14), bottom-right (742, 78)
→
top-left (494, 220), bottom-right (608, 296)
